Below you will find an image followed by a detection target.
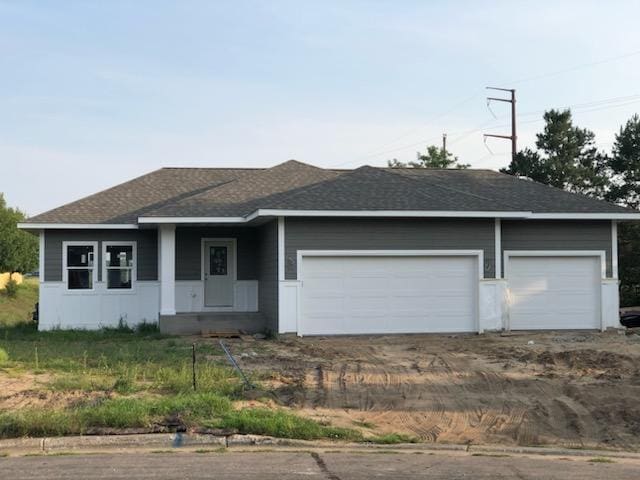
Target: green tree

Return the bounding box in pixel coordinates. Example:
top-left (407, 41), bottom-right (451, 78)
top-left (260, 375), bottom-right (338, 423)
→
top-left (388, 145), bottom-right (470, 169)
top-left (605, 115), bottom-right (640, 306)
top-left (0, 194), bottom-right (38, 276)
top-left (607, 114), bottom-right (640, 209)
top-left (501, 109), bottom-right (609, 197)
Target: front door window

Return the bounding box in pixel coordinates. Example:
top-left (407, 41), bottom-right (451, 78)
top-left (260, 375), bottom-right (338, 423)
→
top-left (210, 246), bottom-right (228, 276)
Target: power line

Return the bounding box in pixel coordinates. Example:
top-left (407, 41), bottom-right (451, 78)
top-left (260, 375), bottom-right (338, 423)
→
top-left (346, 94), bottom-right (640, 162)
top-left (509, 49), bottom-right (640, 85)
top-left (341, 49), bottom-right (640, 168)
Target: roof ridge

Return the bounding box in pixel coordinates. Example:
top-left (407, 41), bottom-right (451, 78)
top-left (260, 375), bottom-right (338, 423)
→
top-left (385, 167), bottom-right (525, 209)
top-left (261, 164), bottom-right (450, 208)
top-left (160, 167), bottom-right (265, 171)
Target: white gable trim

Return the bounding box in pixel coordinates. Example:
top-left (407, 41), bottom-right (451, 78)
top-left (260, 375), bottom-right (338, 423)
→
top-left (21, 211), bottom-right (640, 230)
top-left (19, 223), bottom-right (138, 230)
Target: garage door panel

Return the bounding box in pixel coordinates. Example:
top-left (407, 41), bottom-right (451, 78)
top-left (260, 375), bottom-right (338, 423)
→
top-left (300, 255), bottom-right (477, 335)
top-left (507, 256), bottom-right (600, 330)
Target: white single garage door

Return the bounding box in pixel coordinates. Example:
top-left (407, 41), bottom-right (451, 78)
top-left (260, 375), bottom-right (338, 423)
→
top-left (506, 256), bottom-right (601, 330)
top-left (299, 255), bottom-right (478, 335)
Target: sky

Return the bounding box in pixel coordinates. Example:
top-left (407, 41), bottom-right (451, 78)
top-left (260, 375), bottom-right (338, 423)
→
top-left (2, 0), bottom-right (640, 216)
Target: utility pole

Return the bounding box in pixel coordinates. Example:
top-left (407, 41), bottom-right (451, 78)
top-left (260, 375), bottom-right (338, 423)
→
top-left (484, 87), bottom-right (516, 161)
top-left (442, 133), bottom-right (447, 155)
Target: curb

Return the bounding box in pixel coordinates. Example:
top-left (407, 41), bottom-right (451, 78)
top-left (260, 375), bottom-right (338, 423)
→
top-left (0, 434), bottom-right (639, 460)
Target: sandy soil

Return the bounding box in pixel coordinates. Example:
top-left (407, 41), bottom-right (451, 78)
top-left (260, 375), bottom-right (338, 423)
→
top-left (231, 331), bottom-right (640, 450)
top-left (0, 371), bottom-right (106, 411)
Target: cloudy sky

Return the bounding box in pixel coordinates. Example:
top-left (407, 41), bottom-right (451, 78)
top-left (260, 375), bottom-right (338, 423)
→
top-left (2, 0), bottom-right (640, 216)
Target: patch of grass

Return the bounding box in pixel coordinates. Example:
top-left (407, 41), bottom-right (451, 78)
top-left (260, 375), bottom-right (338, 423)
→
top-left (0, 347), bottom-right (8, 366)
top-left (49, 374), bottom-right (115, 392)
top-left (0, 393), bottom-right (232, 437)
top-left (194, 448), bottom-right (226, 454)
top-left (0, 278), bottom-right (38, 328)
top-left (0, 324), bottom-right (238, 396)
top-left (589, 457), bottom-right (615, 463)
top-left (352, 420), bottom-right (376, 429)
top-left (153, 363), bottom-right (239, 395)
top-left (218, 408), bottom-right (363, 441)
top-left (0, 393), bottom-right (359, 442)
top-left (367, 433), bottom-right (419, 444)
top-left (471, 453), bottom-right (511, 457)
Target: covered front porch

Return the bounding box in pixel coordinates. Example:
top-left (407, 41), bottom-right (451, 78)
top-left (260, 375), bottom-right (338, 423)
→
top-left (156, 222), bottom-right (278, 335)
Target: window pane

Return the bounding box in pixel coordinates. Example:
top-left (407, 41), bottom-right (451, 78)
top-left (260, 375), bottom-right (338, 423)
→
top-left (105, 245), bottom-right (133, 267)
top-left (68, 269), bottom-right (92, 289)
top-left (210, 246), bottom-right (227, 275)
top-left (107, 269), bottom-right (132, 289)
top-left (67, 246), bottom-right (94, 267)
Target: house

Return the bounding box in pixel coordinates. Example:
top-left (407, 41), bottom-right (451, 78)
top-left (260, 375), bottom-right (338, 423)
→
top-left (18, 160), bottom-right (640, 335)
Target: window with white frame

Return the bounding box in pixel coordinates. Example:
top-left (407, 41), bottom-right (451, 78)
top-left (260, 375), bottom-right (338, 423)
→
top-left (103, 242), bottom-right (136, 289)
top-left (64, 242), bottom-right (97, 290)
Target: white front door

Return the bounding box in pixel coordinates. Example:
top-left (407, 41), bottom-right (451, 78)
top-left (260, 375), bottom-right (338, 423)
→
top-left (204, 240), bottom-right (235, 307)
top-left (299, 255), bottom-right (478, 335)
top-left (506, 256), bottom-right (601, 330)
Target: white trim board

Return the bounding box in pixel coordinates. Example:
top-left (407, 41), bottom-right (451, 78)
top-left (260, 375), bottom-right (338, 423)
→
top-left (612, 220), bottom-right (619, 279)
top-left (19, 223), bottom-right (138, 230)
top-left (494, 218), bottom-right (502, 279)
top-left (503, 250), bottom-right (607, 279)
top-left (21, 211), bottom-right (640, 230)
top-left (136, 210), bottom-right (640, 224)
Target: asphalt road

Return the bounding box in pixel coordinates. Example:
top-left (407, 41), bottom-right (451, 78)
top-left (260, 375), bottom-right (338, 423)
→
top-left (1, 451), bottom-right (638, 479)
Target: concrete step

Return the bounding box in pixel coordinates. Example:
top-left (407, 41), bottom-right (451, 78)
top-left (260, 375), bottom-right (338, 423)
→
top-left (159, 312), bottom-right (267, 336)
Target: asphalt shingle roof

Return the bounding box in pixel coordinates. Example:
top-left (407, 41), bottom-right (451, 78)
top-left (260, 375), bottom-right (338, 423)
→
top-left (23, 160), bottom-right (633, 224)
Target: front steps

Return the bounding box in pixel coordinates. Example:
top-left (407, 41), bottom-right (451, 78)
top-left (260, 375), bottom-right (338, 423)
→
top-left (159, 312), bottom-right (267, 336)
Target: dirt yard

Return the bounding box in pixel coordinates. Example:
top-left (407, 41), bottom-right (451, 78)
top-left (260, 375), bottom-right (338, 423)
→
top-left (231, 331), bottom-right (640, 450)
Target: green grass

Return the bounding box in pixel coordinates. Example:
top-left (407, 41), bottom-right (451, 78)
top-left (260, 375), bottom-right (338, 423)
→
top-left (0, 284), bottom-right (361, 443)
top-left (471, 453), bottom-right (511, 457)
top-left (0, 278), bottom-right (38, 327)
top-left (352, 420), bottom-right (376, 429)
top-left (0, 393), bottom-right (362, 441)
top-left (0, 318), bottom-right (361, 442)
top-left (367, 433), bottom-right (419, 444)
top-left (588, 457), bottom-right (615, 463)
top-left (218, 408), bottom-right (362, 441)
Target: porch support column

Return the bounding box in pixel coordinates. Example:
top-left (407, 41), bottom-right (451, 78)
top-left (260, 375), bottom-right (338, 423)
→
top-left (159, 224), bottom-right (176, 315)
top-left (494, 218), bottom-right (502, 279)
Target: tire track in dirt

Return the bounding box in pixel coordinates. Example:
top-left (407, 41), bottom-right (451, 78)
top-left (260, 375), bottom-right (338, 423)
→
top-left (242, 333), bottom-right (640, 449)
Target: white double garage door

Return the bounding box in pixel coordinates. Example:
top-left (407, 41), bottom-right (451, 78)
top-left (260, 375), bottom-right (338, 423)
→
top-left (298, 251), bottom-right (603, 335)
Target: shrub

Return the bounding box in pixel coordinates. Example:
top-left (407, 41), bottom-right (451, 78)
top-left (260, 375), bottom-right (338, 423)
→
top-left (4, 279), bottom-right (18, 298)
top-left (136, 321), bottom-right (159, 334)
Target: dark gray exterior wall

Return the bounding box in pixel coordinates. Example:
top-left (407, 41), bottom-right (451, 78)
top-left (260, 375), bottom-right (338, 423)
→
top-left (175, 227), bottom-right (259, 281)
top-left (284, 218), bottom-right (496, 279)
top-left (44, 229), bottom-right (158, 282)
top-left (501, 220), bottom-right (613, 277)
top-left (257, 220), bottom-right (278, 332)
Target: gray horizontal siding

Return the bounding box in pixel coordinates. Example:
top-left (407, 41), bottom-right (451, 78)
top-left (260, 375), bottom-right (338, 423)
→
top-left (175, 227), bottom-right (259, 281)
top-left (44, 229), bottom-right (158, 282)
top-left (285, 218), bottom-right (496, 279)
top-left (501, 220), bottom-right (613, 277)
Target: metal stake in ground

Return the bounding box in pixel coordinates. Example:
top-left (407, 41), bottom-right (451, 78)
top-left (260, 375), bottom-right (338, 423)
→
top-left (192, 343), bottom-right (197, 391)
top-left (219, 340), bottom-right (254, 389)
